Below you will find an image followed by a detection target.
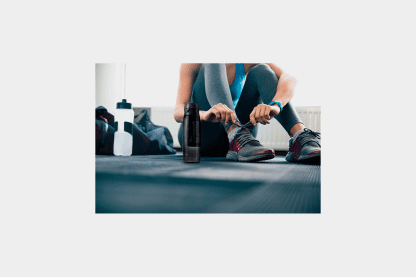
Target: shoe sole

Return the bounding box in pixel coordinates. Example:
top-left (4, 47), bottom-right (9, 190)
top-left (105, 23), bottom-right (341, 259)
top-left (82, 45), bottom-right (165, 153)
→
top-left (286, 152), bottom-right (321, 164)
top-left (226, 151), bottom-right (275, 162)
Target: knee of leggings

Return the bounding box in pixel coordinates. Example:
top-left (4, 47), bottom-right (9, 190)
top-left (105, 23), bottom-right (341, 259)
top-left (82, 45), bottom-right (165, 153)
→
top-left (250, 63), bottom-right (278, 80)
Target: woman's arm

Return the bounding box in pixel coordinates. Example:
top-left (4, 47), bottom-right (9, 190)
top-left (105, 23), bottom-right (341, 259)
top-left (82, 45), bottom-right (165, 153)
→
top-left (265, 63), bottom-right (297, 107)
top-left (174, 63), bottom-right (200, 123)
top-left (247, 63), bottom-right (298, 126)
top-left (174, 63), bottom-right (237, 124)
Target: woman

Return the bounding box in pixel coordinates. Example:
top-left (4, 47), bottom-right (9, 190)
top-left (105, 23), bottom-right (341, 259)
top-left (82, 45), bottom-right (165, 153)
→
top-left (174, 63), bottom-right (321, 163)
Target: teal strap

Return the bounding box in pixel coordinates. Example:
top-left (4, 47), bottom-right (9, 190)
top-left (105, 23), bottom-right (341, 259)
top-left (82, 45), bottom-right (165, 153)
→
top-left (268, 100), bottom-right (283, 112)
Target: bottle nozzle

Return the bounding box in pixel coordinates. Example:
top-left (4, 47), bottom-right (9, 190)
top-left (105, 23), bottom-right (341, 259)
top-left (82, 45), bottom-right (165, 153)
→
top-left (116, 99), bottom-right (132, 109)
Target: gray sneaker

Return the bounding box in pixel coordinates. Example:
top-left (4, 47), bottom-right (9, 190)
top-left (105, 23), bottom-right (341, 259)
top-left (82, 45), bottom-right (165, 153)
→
top-left (226, 122), bottom-right (275, 162)
top-left (285, 128), bottom-right (321, 164)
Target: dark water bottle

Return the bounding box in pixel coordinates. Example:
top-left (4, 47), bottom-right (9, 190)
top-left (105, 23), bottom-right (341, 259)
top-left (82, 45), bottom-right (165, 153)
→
top-left (183, 103), bottom-right (201, 163)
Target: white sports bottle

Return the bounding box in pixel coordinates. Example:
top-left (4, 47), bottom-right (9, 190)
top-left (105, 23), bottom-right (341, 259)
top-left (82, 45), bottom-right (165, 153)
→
top-left (113, 99), bottom-right (134, 156)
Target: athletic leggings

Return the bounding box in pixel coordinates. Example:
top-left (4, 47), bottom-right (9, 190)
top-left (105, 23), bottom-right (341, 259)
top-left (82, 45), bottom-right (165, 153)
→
top-left (178, 63), bottom-right (303, 157)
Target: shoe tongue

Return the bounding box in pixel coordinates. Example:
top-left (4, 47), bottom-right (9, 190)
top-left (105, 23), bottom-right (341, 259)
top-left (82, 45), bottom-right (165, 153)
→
top-left (235, 129), bottom-right (261, 146)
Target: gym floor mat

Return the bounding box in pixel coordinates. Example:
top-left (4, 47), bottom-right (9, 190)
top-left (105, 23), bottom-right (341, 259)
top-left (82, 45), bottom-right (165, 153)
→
top-left (96, 153), bottom-right (320, 213)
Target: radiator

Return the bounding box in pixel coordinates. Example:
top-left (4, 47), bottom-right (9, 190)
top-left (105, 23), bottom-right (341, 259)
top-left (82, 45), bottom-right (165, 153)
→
top-left (256, 106), bottom-right (321, 150)
top-left (148, 106), bottom-right (321, 150)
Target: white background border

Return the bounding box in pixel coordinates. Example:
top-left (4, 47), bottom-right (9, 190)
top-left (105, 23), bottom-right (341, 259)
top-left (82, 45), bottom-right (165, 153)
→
top-left (1, 1), bottom-right (415, 276)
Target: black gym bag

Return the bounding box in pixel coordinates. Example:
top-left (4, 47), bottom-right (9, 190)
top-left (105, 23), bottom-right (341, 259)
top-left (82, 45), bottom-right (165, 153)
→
top-left (95, 106), bottom-right (176, 155)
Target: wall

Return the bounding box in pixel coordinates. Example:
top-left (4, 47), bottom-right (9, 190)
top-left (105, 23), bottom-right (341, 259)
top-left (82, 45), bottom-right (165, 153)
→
top-left (95, 63), bottom-right (126, 116)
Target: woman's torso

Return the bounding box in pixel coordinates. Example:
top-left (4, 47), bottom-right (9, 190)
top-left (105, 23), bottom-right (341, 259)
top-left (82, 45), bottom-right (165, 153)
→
top-left (228, 63), bottom-right (246, 107)
top-left (202, 63), bottom-right (253, 86)
top-left (192, 63), bottom-right (257, 107)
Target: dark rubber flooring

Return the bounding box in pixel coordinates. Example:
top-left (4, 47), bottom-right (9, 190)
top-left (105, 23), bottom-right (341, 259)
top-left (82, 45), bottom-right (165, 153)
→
top-left (96, 153), bottom-right (320, 213)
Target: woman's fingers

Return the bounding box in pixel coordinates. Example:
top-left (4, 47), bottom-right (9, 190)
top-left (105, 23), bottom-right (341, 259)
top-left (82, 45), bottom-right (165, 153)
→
top-left (218, 107), bottom-right (226, 122)
top-left (213, 104), bottom-right (236, 124)
top-left (265, 106), bottom-right (272, 120)
top-left (224, 106), bottom-right (234, 124)
top-left (260, 105), bottom-right (270, 124)
top-left (250, 108), bottom-right (259, 126)
top-left (250, 104), bottom-right (273, 126)
top-left (224, 108), bottom-right (231, 124)
top-left (254, 108), bottom-right (265, 125)
top-left (230, 110), bottom-right (237, 123)
top-left (211, 104), bottom-right (221, 122)
top-left (249, 110), bottom-right (257, 126)
top-left (213, 105), bottom-right (225, 122)
top-left (211, 108), bottom-right (221, 122)
top-left (200, 110), bottom-right (211, 122)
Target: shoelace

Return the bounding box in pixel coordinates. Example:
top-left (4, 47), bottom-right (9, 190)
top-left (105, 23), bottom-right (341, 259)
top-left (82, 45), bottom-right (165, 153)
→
top-left (233, 122), bottom-right (260, 147)
top-left (296, 128), bottom-right (321, 147)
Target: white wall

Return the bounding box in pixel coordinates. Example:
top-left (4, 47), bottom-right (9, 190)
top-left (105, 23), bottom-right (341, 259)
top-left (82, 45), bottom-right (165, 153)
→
top-left (95, 63), bottom-right (126, 116)
top-left (125, 63), bottom-right (180, 108)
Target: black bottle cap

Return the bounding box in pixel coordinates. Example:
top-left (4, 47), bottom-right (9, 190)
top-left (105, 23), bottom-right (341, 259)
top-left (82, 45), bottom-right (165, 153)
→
top-left (116, 99), bottom-right (132, 109)
top-left (184, 102), bottom-right (199, 116)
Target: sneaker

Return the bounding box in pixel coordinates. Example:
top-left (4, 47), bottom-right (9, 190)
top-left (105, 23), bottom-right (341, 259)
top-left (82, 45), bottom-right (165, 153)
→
top-left (285, 128), bottom-right (321, 164)
top-left (226, 122), bottom-right (275, 162)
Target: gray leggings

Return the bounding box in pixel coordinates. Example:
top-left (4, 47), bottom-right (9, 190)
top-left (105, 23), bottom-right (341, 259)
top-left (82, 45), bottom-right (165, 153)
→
top-left (178, 63), bottom-right (303, 157)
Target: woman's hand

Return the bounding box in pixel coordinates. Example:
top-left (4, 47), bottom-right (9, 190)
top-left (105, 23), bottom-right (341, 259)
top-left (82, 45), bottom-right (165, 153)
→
top-left (200, 103), bottom-right (237, 124)
top-left (249, 104), bottom-right (280, 126)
